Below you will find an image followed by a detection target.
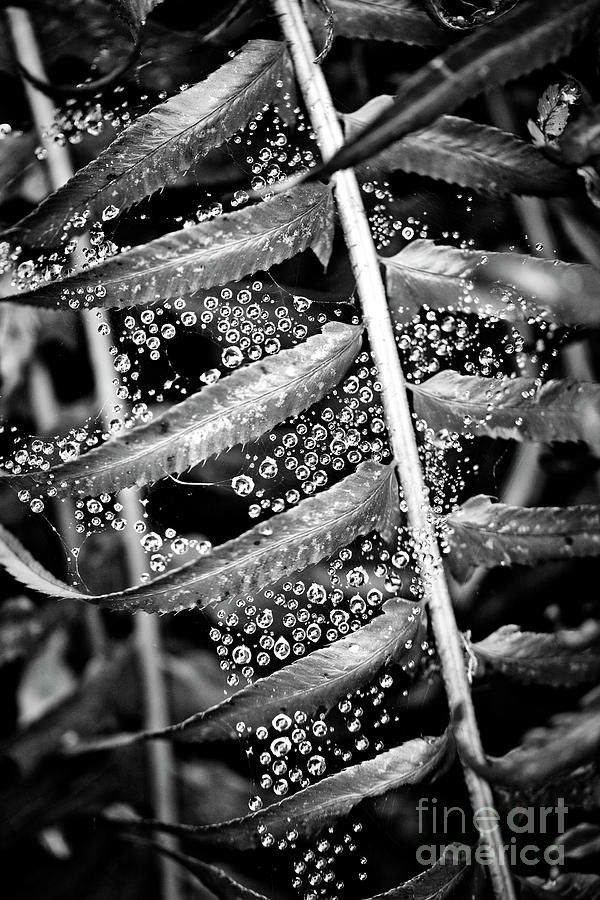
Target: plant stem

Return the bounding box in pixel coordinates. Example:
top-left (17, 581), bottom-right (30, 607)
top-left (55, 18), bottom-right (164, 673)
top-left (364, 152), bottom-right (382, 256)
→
top-left (272, 2), bottom-right (515, 897)
top-left (28, 361), bottom-right (108, 658)
top-left (6, 8), bottom-right (181, 900)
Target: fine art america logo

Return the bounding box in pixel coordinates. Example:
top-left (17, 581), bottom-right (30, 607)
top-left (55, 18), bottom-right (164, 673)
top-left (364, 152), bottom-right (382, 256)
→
top-left (415, 798), bottom-right (568, 867)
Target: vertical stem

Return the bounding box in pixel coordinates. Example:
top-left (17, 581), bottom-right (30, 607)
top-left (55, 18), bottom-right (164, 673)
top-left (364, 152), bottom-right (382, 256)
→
top-left (28, 361), bottom-right (108, 658)
top-left (272, 3), bottom-right (515, 898)
top-left (6, 9), bottom-right (181, 900)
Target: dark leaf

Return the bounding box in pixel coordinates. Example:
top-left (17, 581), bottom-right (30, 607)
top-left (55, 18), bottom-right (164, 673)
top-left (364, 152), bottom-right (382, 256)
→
top-left (557, 822), bottom-right (600, 862)
top-left (559, 102), bottom-right (600, 165)
top-left (7, 41), bottom-right (290, 249)
top-left (307, 0), bottom-right (600, 180)
top-left (6, 323), bottom-right (362, 497)
top-left (496, 764), bottom-right (600, 815)
top-left (63, 597), bottom-right (424, 752)
top-left (118, 735), bottom-right (448, 850)
top-left (110, 0), bottom-right (163, 32)
top-left (411, 371), bottom-right (600, 448)
top-left (147, 838), bottom-right (469, 900)
top-left (5, 185), bottom-right (334, 309)
top-left (463, 700), bottom-right (600, 789)
top-left (472, 625), bottom-right (600, 687)
top-left (309, 0), bottom-right (448, 45)
top-left (0, 462), bottom-right (398, 614)
top-left (446, 496), bottom-right (600, 581)
top-left (345, 98), bottom-right (572, 196)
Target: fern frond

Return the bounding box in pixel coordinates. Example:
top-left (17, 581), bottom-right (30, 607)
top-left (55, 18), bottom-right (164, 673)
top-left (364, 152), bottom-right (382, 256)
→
top-left (446, 496), bottom-right (600, 581)
top-left (146, 838), bottom-right (469, 900)
top-left (383, 240), bottom-right (600, 327)
top-left (472, 701), bottom-right (600, 789)
top-left (0, 462), bottom-right (398, 613)
top-left (7, 323), bottom-right (362, 497)
top-left (118, 735), bottom-right (448, 850)
top-left (6, 185), bottom-right (334, 308)
top-left (63, 597), bottom-right (423, 752)
top-left (319, 0), bottom-right (448, 45)
top-left (306, 0), bottom-right (600, 179)
top-left (8, 41), bottom-right (290, 249)
top-left (411, 371), bottom-right (600, 448)
top-left (473, 625), bottom-right (600, 687)
top-left (346, 99), bottom-right (572, 197)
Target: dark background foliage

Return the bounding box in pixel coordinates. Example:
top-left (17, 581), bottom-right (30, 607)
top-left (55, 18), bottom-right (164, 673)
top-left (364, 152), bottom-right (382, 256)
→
top-left (1, 1), bottom-right (600, 898)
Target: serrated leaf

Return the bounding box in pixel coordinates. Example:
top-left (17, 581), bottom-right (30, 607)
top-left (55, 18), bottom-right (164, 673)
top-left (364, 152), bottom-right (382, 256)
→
top-left (383, 239), bottom-right (600, 327)
top-left (410, 371), bottom-right (600, 448)
top-left (535, 81), bottom-right (579, 147)
top-left (368, 845), bottom-right (469, 899)
top-left (473, 251), bottom-right (600, 327)
top-left (472, 625), bottom-right (600, 687)
top-left (312, 0), bottom-right (448, 45)
top-left (5, 185), bottom-right (334, 309)
top-left (496, 764), bottom-right (600, 815)
top-left (63, 597), bottom-right (423, 753)
top-left (7, 41), bottom-right (290, 249)
top-left (0, 462), bottom-right (398, 614)
top-left (345, 99), bottom-right (572, 197)
top-left (446, 496), bottom-right (600, 581)
top-left (124, 735), bottom-right (447, 850)
top-left (146, 838), bottom-right (468, 900)
top-left (307, 0), bottom-right (600, 180)
top-left (6, 323), bottom-right (361, 498)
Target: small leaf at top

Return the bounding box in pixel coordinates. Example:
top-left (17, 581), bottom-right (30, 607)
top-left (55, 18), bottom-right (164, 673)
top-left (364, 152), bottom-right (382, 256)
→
top-left (445, 496), bottom-right (600, 581)
top-left (5, 185), bottom-right (335, 309)
top-left (117, 735), bottom-right (448, 850)
top-left (6, 41), bottom-right (291, 249)
top-left (5, 323), bottom-right (362, 498)
top-left (410, 371), bottom-right (600, 449)
top-left (345, 98), bottom-right (572, 197)
top-left (472, 625), bottom-right (600, 687)
top-left (0, 461), bottom-right (398, 614)
top-left (305, 0), bottom-right (600, 180)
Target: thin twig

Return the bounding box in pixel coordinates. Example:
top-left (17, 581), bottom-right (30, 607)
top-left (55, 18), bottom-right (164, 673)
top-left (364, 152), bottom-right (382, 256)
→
top-left (28, 361), bottom-right (108, 658)
top-left (5, 8), bottom-right (181, 900)
top-left (271, 2), bottom-right (516, 898)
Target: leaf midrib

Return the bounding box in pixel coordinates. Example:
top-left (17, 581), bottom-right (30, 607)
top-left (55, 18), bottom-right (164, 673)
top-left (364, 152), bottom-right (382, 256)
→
top-left (62, 326), bottom-right (359, 484)
top-left (78, 190), bottom-right (328, 288)
top-left (73, 44), bottom-right (285, 217)
top-left (103, 465), bottom-right (392, 602)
